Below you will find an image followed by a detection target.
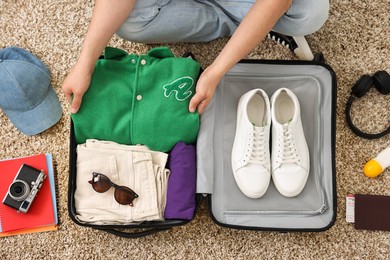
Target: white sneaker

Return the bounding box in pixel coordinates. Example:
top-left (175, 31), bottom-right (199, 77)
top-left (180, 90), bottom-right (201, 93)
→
top-left (266, 31), bottom-right (314, 61)
top-left (231, 89), bottom-right (271, 199)
top-left (271, 88), bottom-right (310, 197)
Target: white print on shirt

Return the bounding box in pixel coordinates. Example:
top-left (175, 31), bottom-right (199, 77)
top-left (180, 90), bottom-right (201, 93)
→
top-left (162, 76), bottom-right (194, 101)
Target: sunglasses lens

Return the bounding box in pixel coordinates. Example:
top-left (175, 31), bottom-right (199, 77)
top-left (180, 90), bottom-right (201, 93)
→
top-left (114, 186), bottom-right (139, 205)
top-left (90, 174), bottom-right (112, 193)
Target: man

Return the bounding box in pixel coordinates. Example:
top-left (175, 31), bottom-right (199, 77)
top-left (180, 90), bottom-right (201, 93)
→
top-left (62, 0), bottom-right (329, 114)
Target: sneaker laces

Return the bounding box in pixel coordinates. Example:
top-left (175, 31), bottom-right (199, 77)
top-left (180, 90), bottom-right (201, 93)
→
top-left (280, 124), bottom-right (299, 164)
top-left (247, 126), bottom-right (267, 164)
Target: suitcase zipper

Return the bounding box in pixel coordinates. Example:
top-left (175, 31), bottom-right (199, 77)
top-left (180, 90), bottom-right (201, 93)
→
top-left (222, 203), bottom-right (328, 217)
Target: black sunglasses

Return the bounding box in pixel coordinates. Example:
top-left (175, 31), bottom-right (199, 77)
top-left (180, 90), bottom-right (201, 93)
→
top-left (88, 172), bottom-right (139, 206)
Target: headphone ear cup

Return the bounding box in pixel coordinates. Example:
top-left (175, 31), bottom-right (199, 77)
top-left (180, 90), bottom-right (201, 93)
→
top-left (351, 75), bottom-right (373, 97)
top-left (372, 70), bottom-right (390, 95)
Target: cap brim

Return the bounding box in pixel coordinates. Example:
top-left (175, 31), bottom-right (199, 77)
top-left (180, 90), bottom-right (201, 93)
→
top-left (5, 85), bottom-right (63, 135)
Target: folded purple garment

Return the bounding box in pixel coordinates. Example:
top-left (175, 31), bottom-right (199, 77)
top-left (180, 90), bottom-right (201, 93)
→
top-left (164, 142), bottom-right (197, 220)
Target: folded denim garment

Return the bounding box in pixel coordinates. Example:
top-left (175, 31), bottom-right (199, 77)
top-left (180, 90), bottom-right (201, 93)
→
top-left (165, 142), bottom-right (197, 220)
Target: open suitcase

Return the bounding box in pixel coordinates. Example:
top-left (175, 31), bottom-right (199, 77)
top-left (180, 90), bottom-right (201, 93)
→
top-left (68, 56), bottom-right (337, 238)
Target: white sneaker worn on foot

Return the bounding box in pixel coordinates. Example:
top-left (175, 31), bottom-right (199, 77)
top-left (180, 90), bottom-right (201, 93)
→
top-left (271, 88), bottom-right (310, 197)
top-left (231, 89), bottom-right (271, 199)
top-left (266, 31), bottom-right (314, 61)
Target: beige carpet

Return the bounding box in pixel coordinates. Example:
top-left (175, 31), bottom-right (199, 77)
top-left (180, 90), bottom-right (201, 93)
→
top-left (1, 0), bottom-right (389, 259)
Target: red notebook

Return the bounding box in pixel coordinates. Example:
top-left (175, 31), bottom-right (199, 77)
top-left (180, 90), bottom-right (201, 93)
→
top-left (0, 154), bottom-right (55, 232)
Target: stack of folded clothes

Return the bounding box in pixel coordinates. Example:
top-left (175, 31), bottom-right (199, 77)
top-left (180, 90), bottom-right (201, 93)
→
top-left (72, 47), bottom-right (201, 224)
top-left (75, 139), bottom-right (170, 224)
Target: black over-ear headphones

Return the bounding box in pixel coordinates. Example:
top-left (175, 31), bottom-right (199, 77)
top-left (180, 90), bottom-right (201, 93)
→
top-left (345, 70), bottom-right (390, 139)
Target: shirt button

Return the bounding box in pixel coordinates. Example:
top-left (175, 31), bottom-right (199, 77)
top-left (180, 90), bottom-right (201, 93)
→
top-left (140, 59), bottom-right (146, 65)
top-left (131, 59), bottom-right (136, 64)
top-left (136, 95), bottom-right (143, 101)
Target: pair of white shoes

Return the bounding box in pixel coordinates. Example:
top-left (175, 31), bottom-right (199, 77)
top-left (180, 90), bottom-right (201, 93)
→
top-left (231, 88), bottom-right (310, 199)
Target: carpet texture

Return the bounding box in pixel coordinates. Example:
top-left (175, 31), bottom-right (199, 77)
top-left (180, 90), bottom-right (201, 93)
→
top-left (1, 0), bottom-right (389, 259)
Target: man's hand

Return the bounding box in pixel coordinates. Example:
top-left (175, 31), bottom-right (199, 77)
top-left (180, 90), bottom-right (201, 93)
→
top-left (62, 0), bottom-right (136, 114)
top-left (189, 0), bottom-right (292, 114)
top-left (62, 65), bottom-right (93, 114)
top-left (189, 66), bottom-right (223, 114)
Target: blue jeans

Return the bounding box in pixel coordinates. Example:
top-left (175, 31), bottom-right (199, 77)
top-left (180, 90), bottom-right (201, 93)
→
top-left (116, 0), bottom-right (329, 43)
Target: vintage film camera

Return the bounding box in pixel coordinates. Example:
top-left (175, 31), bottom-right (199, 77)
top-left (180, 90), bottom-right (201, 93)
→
top-left (2, 164), bottom-right (46, 213)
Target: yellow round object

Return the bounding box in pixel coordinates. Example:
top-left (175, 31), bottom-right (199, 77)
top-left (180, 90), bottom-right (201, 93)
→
top-left (364, 159), bottom-right (383, 178)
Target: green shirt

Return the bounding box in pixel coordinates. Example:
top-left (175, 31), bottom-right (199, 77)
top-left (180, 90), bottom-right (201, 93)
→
top-left (72, 47), bottom-right (201, 152)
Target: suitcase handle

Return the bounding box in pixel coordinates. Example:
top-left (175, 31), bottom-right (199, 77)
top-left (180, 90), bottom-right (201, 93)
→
top-left (95, 226), bottom-right (172, 238)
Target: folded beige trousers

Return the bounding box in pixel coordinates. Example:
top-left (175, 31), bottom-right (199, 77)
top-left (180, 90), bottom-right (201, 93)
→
top-left (74, 139), bottom-right (170, 224)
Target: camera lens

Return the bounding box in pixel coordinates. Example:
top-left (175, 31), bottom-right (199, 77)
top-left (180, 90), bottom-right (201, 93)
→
top-left (9, 180), bottom-right (30, 201)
